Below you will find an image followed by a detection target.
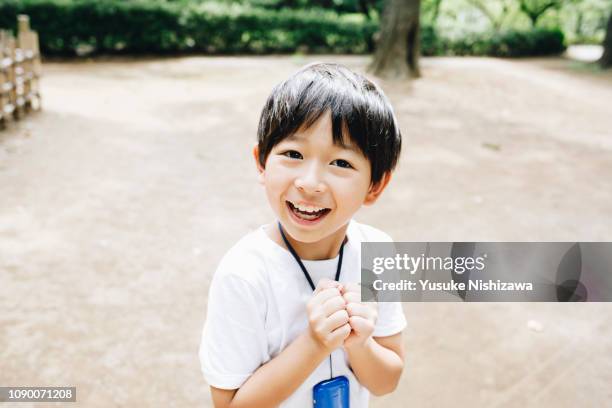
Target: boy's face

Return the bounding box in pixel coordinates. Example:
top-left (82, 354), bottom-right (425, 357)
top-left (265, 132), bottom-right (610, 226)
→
top-left (255, 111), bottom-right (389, 244)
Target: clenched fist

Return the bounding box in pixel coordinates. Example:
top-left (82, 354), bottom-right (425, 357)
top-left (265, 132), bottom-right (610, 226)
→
top-left (306, 279), bottom-right (352, 353)
top-left (341, 283), bottom-right (378, 350)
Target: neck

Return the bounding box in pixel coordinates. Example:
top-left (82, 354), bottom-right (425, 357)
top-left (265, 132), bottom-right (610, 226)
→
top-left (269, 223), bottom-right (349, 261)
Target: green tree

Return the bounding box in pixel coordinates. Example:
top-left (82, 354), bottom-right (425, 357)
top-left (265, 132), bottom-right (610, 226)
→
top-left (422, 0), bottom-right (444, 25)
top-left (518, 0), bottom-right (563, 27)
top-left (466, 0), bottom-right (515, 31)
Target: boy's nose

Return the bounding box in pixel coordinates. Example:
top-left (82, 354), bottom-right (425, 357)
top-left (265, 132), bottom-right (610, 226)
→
top-left (295, 164), bottom-right (326, 194)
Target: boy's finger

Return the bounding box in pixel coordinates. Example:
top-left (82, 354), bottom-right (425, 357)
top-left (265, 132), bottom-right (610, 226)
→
top-left (346, 302), bottom-right (368, 319)
top-left (347, 302), bottom-right (377, 318)
top-left (314, 278), bottom-right (342, 294)
top-left (330, 323), bottom-right (352, 343)
top-left (348, 316), bottom-right (372, 334)
top-left (322, 295), bottom-right (347, 317)
top-left (325, 309), bottom-right (350, 332)
top-left (343, 283), bottom-right (360, 294)
top-left (312, 287), bottom-right (341, 305)
top-left (342, 291), bottom-right (360, 304)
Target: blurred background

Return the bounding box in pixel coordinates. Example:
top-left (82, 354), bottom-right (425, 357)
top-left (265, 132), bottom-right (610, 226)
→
top-left (0, 0), bottom-right (610, 61)
top-left (1, 0), bottom-right (611, 407)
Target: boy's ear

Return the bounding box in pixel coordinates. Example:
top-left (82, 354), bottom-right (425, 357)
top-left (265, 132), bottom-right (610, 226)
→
top-left (252, 143), bottom-right (265, 185)
top-left (364, 172), bottom-right (392, 206)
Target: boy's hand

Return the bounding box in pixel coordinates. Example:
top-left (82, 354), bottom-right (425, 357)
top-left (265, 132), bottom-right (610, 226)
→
top-left (306, 279), bottom-right (351, 353)
top-left (341, 283), bottom-right (378, 350)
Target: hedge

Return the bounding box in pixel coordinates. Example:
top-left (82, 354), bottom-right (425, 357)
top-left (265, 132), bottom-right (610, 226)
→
top-left (0, 0), bottom-right (565, 58)
top-left (0, 0), bottom-right (378, 55)
top-left (422, 26), bottom-right (566, 57)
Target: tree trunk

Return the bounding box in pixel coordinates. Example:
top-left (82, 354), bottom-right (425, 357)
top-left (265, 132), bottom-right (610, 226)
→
top-left (600, 11), bottom-right (612, 69)
top-left (368, 0), bottom-right (421, 80)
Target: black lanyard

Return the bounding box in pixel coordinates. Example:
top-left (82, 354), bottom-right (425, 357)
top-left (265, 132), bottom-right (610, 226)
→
top-left (278, 222), bottom-right (347, 379)
top-left (278, 222), bottom-right (345, 290)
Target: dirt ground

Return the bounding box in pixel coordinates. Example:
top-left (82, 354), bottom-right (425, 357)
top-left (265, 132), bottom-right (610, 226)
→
top-left (1, 53), bottom-right (611, 407)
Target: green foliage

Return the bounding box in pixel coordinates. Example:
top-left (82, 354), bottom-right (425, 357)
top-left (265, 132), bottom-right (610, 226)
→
top-left (554, 0), bottom-right (610, 44)
top-left (212, 0), bottom-right (384, 16)
top-left (422, 26), bottom-right (566, 57)
top-left (425, 0), bottom-right (608, 45)
top-left (0, 0), bottom-right (570, 57)
top-left (517, 0), bottom-right (563, 26)
top-left (0, 0), bottom-right (378, 56)
top-left (490, 28), bottom-right (566, 56)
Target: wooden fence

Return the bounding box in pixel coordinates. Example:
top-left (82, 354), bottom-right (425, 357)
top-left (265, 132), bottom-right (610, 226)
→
top-left (0, 15), bottom-right (42, 129)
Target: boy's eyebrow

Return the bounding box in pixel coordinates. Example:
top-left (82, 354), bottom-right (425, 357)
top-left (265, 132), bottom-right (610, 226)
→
top-left (337, 142), bottom-right (362, 154)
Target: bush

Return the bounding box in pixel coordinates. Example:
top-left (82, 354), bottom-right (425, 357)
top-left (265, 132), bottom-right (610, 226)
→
top-left (421, 26), bottom-right (565, 57)
top-left (0, 0), bottom-right (378, 56)
top-left (0, 0), bottom-right (565, 58)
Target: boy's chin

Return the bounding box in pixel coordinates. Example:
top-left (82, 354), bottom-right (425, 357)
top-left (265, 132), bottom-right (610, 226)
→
top-left (280, 224), bottom-right (326, 243)
top-left (280, 217), bottom-right (348, 244)
top-left (293, 233), bottom-right (328, 244)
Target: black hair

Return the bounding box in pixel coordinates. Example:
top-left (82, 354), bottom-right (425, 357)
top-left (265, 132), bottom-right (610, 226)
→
top-left (256, 62), bottom-right (402, 185)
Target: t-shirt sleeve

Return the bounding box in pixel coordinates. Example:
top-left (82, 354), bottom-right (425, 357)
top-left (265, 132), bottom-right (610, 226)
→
top-left (373, 301), bottom-right (406, 337)
top-left (199, 271), bottom-right (268, 390)
top-left (352, 221), bottom-right (406, 337)
top-left (370, 239), bottom-right (406, 337)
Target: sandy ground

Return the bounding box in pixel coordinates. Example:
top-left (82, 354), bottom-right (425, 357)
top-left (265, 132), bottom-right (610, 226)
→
top-left (1, 54), bottom-right (612, 407)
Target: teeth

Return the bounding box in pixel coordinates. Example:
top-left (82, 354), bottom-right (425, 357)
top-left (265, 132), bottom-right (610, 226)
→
top-left (291, 201), bottom-right (326, 213)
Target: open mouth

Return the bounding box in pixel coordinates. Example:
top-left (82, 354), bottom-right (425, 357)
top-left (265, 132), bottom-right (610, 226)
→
top-left (286, 201), bottom-right (331, 224)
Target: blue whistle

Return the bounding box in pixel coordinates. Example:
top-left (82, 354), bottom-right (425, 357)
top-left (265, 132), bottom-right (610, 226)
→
top-left (313, 376), bottom-right (349, 408)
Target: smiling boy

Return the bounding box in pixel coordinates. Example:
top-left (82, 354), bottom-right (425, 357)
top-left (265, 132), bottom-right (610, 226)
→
top-left (199, 62), bottom-right (406, 407)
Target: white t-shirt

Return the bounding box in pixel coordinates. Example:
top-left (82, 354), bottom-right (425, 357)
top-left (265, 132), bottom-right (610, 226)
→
top-left (199, 219), bottom-right (406, 407)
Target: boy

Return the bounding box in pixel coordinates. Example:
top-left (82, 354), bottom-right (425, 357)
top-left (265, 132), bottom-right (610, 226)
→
top-left (199, 62), bottom-right (405, 407)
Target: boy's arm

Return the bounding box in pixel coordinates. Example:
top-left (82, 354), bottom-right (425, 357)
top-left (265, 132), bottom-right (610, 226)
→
top-left (342, 284), bottom-right (405, 396)
top-left (210, 280), bottom-right (351, 408)
top-left (211, 330), bottom-right (328, 408)
top-left (345, 332), bottom-right (405, 396)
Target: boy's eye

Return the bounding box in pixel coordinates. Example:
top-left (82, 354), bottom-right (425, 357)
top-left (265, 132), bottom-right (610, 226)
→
top-left (282, 150), bottom-right (303, 159)
top-left (331, 159), bottom-right (353, 169)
